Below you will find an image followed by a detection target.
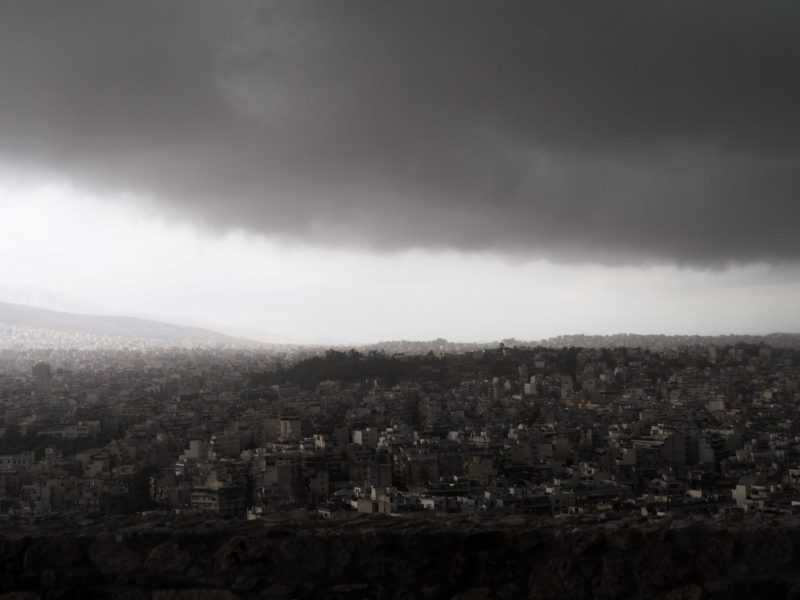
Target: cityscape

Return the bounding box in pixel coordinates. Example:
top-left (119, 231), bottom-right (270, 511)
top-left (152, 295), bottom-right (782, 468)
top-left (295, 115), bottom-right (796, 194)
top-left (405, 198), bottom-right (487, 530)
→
top-left (2, 338), bottom-right (800, 521)
top-left (2, 332), bottom-right (800, 596)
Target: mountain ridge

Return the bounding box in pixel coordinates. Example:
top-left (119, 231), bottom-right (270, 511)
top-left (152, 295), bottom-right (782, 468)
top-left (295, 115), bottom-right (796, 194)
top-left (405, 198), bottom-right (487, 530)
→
top-left (0, 300), bottom-right (258, 347)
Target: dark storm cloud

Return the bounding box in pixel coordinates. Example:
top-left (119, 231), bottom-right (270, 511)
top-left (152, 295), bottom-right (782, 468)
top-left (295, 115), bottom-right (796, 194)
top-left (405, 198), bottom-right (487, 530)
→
top-left (1, 1), bottom-right (799, 265)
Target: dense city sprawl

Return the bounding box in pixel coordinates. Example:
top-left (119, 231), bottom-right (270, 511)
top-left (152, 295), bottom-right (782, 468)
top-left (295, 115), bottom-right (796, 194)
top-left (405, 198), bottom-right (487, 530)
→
top-left (1, 342), bottom-right (799, 521)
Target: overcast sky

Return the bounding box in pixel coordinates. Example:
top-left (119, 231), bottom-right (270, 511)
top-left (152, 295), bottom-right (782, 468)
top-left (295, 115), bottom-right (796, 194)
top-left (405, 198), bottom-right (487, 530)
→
top-left (1, 2), bottom-right (799, 342)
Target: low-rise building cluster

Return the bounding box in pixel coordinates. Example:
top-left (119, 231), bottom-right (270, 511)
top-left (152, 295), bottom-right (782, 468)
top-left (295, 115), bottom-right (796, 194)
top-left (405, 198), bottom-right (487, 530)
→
top-left (1, 342), bottom-right (799, 522)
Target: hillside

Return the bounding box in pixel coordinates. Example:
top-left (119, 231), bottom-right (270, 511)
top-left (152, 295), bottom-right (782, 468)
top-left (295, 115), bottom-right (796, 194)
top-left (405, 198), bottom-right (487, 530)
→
top-left (0, 301), bottom-right (256, 347)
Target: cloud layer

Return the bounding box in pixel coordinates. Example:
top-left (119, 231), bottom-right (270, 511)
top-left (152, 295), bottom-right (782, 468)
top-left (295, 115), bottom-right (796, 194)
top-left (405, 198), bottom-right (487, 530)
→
top-left (1, 1), bottom-right (799, 265)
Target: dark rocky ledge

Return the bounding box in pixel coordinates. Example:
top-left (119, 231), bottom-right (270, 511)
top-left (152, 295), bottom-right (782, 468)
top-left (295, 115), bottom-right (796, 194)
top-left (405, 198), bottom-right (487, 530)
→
top-left (0, 512), bottom-right (799, 599)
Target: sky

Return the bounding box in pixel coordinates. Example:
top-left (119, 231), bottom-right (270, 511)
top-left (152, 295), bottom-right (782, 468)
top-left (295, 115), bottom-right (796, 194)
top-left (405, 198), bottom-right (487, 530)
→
top-left (1, 2), bottom-right (800, 343)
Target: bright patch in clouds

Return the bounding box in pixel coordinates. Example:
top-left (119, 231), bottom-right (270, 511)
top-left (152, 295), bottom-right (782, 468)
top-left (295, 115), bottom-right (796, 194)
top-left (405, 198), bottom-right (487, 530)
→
top-left (2, 183), bottom-right (800, 343)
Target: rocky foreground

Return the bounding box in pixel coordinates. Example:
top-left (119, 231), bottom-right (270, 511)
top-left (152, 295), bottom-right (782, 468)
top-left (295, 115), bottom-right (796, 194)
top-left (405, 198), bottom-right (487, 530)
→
top-left (0, 512), bottom-right (799, 599)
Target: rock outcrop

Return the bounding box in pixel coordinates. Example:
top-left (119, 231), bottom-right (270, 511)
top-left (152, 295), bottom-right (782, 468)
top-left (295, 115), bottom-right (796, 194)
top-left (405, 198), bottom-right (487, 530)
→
top-left (1, 512), bottom-right (799, 599)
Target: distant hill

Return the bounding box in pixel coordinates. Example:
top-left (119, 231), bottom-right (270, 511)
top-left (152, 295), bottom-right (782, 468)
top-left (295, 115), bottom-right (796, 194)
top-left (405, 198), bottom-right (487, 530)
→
top-left (533, 332), bottom-right (800, 350)
top-left (0, 301), bottom-right (258, 347)
top-left (120, 312), bottom-right (315, 346)
top-left (362, 333), bottom-right (800, 354)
